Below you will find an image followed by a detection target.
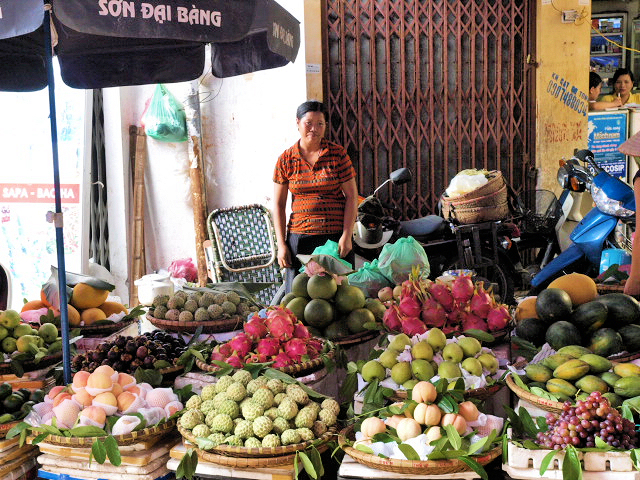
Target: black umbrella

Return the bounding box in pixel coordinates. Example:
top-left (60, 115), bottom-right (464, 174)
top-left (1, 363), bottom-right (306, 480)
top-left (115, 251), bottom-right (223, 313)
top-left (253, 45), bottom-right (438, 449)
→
top-left (0, 0), bottom-right (300, 382)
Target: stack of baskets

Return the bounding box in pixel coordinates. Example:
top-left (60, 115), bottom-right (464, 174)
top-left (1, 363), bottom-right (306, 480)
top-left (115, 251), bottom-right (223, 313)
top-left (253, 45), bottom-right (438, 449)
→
top-left (441, 170), bottom-right (509, 224)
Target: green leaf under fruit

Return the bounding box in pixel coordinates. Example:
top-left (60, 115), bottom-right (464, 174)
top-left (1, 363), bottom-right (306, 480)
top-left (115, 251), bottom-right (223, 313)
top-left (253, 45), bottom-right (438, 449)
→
top-left (69, 426), bottom-right (107, 437)
top-left (458, 456), bottom-right (488, 480)
top-left (104, 436), bottom-right (121, 466)
top-left (92, 439), bottom-right (106, 464)
top-left (398, 444), bottom-right (420, 461)
top-left (462, 329), bottom-right (495, 343)
top-left (539, 449), bottom-right (558, 476)
top-left (562, 446), bottom-right (582, 480)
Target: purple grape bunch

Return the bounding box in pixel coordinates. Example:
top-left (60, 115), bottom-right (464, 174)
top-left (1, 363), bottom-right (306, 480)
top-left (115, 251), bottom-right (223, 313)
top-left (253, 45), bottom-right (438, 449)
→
top-left (536, 391), bottom-right (637, 450)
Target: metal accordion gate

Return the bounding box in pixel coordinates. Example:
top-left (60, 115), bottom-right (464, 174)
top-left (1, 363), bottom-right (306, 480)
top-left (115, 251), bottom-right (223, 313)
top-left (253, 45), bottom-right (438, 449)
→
top-left (324, 0), bottom-right (536, 219)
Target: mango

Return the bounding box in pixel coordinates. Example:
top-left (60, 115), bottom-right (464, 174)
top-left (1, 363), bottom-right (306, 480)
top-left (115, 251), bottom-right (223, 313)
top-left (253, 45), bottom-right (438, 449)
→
top-left (575, 375), bottom-right (609, 394)
top-left (613, 363), bottom-right (640, 378)
top-left (525, 364), bottom-right (553, 383)
top-left (542, 353), bottom-right (575, 371)
top-left (579, 354), bottom-right (612, 374)
top-left (553, 359), bottom-right (590, 381)
top-left (600, 372), bottom-right (622, 388)
top-left (603, 392), bottom-right (623, 408)
top-left (546, 378), bottom-right (578, 397)
top-left (614, 376), bottom-right (640, 398)
top-left (557, 345), bottom-right (592, 358)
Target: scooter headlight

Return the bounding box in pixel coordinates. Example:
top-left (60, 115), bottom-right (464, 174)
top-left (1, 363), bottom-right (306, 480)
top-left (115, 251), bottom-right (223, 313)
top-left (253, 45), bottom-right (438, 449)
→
top-left (591, 185), bottom-right (635, 217)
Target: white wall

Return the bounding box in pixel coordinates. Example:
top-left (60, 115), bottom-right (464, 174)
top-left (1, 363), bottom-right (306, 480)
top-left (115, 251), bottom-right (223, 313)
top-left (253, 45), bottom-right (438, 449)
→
top-left (104, 1), bottom-right (306, 303)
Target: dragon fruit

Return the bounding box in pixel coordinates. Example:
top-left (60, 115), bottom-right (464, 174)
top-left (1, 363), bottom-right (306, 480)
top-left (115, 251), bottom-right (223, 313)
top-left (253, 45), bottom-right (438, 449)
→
top-left (210, 351), bottom-right (226, 363)
top-left (462, 313), bottom-right (488, 332)
top-left (429, 282), bottom-right (454, 311)
top-left (420, 298), bottom-right (447, 327)
top-left (307, 338), bottom-right (323, 355)
top-left (451, 276), bottom-right (474, 304)
top-left (219, 343), bottom-right (233, 357)
top-left (245, 353), bottom-right (268, 364)
top-left (446, 309), bottom-right (466, 326)
top-left (293, 323), bottom-right (311, 339)
top-left (284, 338), bottom-right (308, 362)
top-left (487, 304), bottom-right (511, 331)
top-left (273, 352), bottom-right (294, 368)
top-left (244, 318), bottom-right (268, 340)
top-left (266, 308), bottom-right (295, 341)
top-left (402, 316), bottom-right (427, 336)
top-left (470, 287), bottom-right (494, 319)
top-left (256, 337), bottom-right (281, 357)
top-left (383, 305), bottom-right (402, 332)
top-left (225, 354), bottom-right (244, 368)
top-left (398, 296), bottom-right (421, 318)
top-left (228, 333), bottom-right (253, 358)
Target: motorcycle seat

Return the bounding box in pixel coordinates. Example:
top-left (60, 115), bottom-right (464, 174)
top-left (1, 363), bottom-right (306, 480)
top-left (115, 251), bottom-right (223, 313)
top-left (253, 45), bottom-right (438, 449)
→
top-left (398, 215), bottom-right (445, 237)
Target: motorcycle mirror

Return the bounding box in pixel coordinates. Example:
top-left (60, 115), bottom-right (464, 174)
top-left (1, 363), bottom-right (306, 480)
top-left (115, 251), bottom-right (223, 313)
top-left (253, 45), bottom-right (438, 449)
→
top-left (390, 168), bottom-right (412, 185)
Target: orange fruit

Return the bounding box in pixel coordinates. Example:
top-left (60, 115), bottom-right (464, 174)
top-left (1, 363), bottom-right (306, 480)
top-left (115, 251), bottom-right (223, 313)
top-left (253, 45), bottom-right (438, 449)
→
top-left (21, 300), bottom-right (46, 312)
top-left (71, 284), bottom-right (109, 310)
top-left (80, 307), bottom-right (107, 326)
top-left (67, 305), bottom-right (81, 327)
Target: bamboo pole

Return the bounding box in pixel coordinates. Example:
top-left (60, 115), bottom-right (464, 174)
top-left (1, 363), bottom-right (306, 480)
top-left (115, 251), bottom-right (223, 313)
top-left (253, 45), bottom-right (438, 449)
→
top-left (129, 126), bottom-right (147, 306)
top-left (185, 81), bottom-right (209, 287)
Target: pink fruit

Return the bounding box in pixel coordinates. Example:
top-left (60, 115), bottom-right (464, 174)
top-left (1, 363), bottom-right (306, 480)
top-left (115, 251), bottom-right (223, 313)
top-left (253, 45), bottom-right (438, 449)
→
top-left (273, 352), bottom-right (294, 368)
top-left (420, 298), bottom-right (447, 327)
top-left (219, 343), bottom-right (233, 357)
top-left (266, 310), bottom-right (295, 341)
top-left (245, 353), bottom-right (268, 364)
top-left (429, 282), bottom-right (454, 311)
top-left (225, 354), bottom-right (244, 368)
top-left (402, 316), bottom-right (427, 336)
top-left (487, 304), bottom-right (510, 331)
top-left (256, 337), bottom-right (281, 357)
top-left (383, 305), bottom-right (402, 332)
top-left (284, 338), bottom-right (308, 362)
top-left (244, 318), bottom-right (268, 340)
top-left (228, 333), bottom-right (253, 358)
top-left (451, 276), bottom-right (474, 304)
top-left (447, 309), bottom-right (466, 325)
top-left (293, 323), bottom-right (311, 339)
top-left (378, 287), bottom-right (393, 302)
top-left (210, 351), bottom-right (226, 363)
top-left (462, 313), bottom-right (488, 332)
top-left (470, 288), bottom-right (493, 318)
top-left (398, 296), bottom-right (421, 318)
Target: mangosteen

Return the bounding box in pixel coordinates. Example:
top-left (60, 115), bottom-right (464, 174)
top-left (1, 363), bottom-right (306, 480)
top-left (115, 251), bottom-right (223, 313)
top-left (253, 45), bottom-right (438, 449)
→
top-left (155, 348), bottom-right (166, 355)
top-left (143, 356), bottom-right (155, 367)
top-left (90, 351), bottom-right (103, 363)
top-left (136, 345), bottom-right (148, 359)
top-left (101, 359), bottom-right (111, 366)
top-left (130, 358), bottom-right (143, 369)
top-left (136, 336), bottom-right (146, 346)
top-left (156, 353), bottom-right (168, 361)
top-left (124, 340), bottom-right (137, 354)
top-left (72, 354), bottom-right (86, 364)
top-left (112, 361), bottom-right (125, 372)
top-left (107, 350), bottom-right (119, 362)
top-left (114, 336), bottom-right (126, 348)
top-left (120, 353), bottom-right (133, 363)
top-left (97, 343), bottom-right (110, 353)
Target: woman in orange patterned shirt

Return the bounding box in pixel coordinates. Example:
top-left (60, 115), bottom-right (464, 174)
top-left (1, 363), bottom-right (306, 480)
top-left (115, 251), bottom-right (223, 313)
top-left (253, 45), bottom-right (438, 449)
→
top-left (273, 101), bottom-right (358, 271)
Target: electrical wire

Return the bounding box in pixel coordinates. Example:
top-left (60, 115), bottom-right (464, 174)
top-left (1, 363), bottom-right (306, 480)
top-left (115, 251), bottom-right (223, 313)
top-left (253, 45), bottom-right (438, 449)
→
top-left (591, 26), bottom-right (640, 55)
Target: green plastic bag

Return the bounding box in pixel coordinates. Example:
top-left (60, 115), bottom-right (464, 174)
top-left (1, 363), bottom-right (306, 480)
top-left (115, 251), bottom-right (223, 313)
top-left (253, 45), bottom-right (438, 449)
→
top-left (347, 259), bottom-right (393, 297)
top-left (377, 236), bottom-right (430, 284)
top-left (299, 240), bottom-right (353, 273)
top-left (142, 84), bottom-right (188, 142)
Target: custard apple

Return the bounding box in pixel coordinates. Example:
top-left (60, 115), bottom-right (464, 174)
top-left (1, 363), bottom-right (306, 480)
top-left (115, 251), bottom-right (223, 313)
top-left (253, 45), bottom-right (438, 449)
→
top-left (180, 410), bottom-right (204, 430)
top-left (212, 392), bottom-right (230, 409)
top-left (312, 420), bottom-right (328, 437)
top-left (244, 437), bottom-right (262, 448)
top-left (232, 369), bottom-right (253, 387)
top-left (277, 398), bottom-right (298, 420)
top-left (226, 382), bottom-right (247, 402)
top-left (294, 407), bottom-right (316, 429)
top-left (297, 427), bottom-right (315, 441)
top-left (205, 411), bottom-right (219, 428)
top-left (234, 419), bottom-right (254, 439)
top-left (246, 377), bottom-right (268, 395)
top-left (215, 376), bottom-right (234, 393)
top-left (281, 428), bottom-right (302, 445)
top-left (264, 407), bottom-right (279, 420)
top-left (200, 400), bottom-right (217, 416)
top-left (272, 416), bottom-right (289, 434)
top-left (207, 432), bottom-right (226, 447)
top-left (241, 400), bottom-right (265, 421)
top-left (251, 387), bottom-right (274, 409)
top-left (285, 384), bottom-right (309, 405)
top-left (218, 399), bottom-right (240, 419)
top-left (192, 424), bottom-right (211, 438)
top-left (318, 409), bottom-right (337, 426)
top-left (321, 398), bottom-right (340, 416)
top-left (273, 393), bottom-right (287, 406)
top-left (211, 413), bottom-right (234, 433)
top-left (252, 416), bottom-right (273, 438)
top-left (201, 384), bottom-right (217, 401)
top-left (266, 378), bottom-right (286, 394)
top-left (262, 433), bottom-right (281, 448)
top-left (224, 435), bottom-right (244, 446)
top-left (185, 395), bottom-right (202, 411)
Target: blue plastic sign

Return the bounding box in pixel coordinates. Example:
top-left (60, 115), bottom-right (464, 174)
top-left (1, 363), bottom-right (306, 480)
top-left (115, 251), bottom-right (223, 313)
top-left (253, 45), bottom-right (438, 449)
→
top-left (587, 112), bottom-right (628, 179)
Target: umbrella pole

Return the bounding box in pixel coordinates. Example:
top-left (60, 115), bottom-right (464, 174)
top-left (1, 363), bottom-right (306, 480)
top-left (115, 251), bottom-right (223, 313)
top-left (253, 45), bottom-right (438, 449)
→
top-left (43, 8), bottom-right (71, 384)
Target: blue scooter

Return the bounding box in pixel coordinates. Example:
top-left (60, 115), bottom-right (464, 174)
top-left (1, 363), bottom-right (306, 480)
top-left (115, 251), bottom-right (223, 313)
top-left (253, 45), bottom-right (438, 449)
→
top-left (530, 149), bottom-right (635, 291)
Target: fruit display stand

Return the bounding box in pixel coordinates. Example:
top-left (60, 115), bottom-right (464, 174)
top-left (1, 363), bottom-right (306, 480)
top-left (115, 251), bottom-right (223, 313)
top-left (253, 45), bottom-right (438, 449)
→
top-left (0, 371), bottom-right (55, 392)
top-left (74, 320), bottom-right (139, 352)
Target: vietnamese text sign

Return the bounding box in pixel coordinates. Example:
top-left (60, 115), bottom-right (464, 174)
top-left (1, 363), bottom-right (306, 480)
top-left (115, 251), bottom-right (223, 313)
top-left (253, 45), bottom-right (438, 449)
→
top-left (587, 112), bottom-right (628, 179)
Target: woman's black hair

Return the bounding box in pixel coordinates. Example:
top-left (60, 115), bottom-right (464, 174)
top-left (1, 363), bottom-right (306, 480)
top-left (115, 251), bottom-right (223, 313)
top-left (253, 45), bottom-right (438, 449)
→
top-left (612, 67), bottom-right (635, 86)
top-left (589, 71), bottom-right (602, 90)
top-left (296, 100), bottom-right (328, 121)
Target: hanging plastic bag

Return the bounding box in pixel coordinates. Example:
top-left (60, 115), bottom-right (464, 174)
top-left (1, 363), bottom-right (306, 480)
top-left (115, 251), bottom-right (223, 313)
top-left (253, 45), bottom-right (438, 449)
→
top-left (347, 259), bottom-right (393, 297)
top-left (377, 236), bottom-right (430, 284)
top-left (142, 84), bottom-right (188, 142)
top-left (298, 240), bottom-right (353, 273)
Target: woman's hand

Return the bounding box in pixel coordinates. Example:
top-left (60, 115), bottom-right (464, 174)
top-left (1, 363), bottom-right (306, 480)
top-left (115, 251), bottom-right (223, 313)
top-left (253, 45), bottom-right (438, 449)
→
top-left (624, 277), bottom-right (640, 297)
top-left (277, 242), bottom-right (292, 268)
top-left (338, 233), bottom-right (353, 258)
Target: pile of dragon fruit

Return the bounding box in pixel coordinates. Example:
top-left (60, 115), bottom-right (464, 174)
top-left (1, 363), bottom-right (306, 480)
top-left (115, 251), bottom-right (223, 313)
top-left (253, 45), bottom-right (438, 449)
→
top-left (382, 275), bottom-right (512, 337)
top-left (209, 306), bottom-right (324, 369)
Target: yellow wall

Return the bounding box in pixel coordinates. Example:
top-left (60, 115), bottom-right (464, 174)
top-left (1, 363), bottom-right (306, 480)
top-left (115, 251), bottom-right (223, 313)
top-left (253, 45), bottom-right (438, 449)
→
top-left (535, 0), bottom-right (592, 192)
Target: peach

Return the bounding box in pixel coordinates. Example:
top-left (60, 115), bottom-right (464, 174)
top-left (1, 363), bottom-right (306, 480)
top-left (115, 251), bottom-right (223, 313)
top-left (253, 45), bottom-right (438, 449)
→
top-left (93, 392), bottom-right (118, 416)
top-left (117, 373), bottom-right (136, 389)
top-left (79, 406), bottom-right (107, 428)
top-left (441, 413), bottom-right (467, 435)
top-left (72, 389), bottom-right (94, 408)
top-left (72, 371), bottom-right (90, 392)
top-left (457, 401), bottom-right (479, 422)
top-left (53, 393), bottom-right (72, 407)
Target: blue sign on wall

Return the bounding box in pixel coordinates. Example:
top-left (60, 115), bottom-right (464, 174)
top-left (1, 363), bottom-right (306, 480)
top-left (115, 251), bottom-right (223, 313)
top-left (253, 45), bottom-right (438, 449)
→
top-left (587, 112), bottom-right (628, 179)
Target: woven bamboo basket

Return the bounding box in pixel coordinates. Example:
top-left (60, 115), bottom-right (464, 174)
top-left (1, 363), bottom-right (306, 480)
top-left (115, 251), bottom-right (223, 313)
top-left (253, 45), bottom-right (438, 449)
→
top-left (0, 352), bottom-right (63, 375)
top-left (391, 382), bottom-right (503, 403)
top-left (338, 425), bottom-right (502, 474)
top-left (146, 312), bottom-right (243, 334)
top-left (505, 374), bottom-right (563, 413)
top-left (596, 283), bottom-right (626, 294)
top-left (76, 318), bottom-right (137, 336)
top-left (196, 343), bottom-right (335, 377)
top-left (188, 441), bottom-right (330, 468)
top-left (32, 418), bottom-right (177, 447)
top-left (0, 421), bottom-right (18, 439)
top-left (441, 171), bottom-right (510, 224)
top-left (334, 329), bottom-right (380, 347)
top-left (179, 424), bottom-right (335, 458)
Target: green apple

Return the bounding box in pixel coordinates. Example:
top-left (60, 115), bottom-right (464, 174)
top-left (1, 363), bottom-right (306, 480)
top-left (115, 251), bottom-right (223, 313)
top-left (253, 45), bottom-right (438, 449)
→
top-left (0, 310), bottom-right (20, 329)
top-left (391, 361), bottom-right (412, 385)
top-left (442, 343), bottom-right (464, 363)
top-left (403, 379), bottom-right (419, 390)
top-left (378, 349), bottom-right (399, 369)
top-left (389, 333), bottom-right (412, 352)
top-left (411, 340), bottom-right (433, 360)
top-left (426, 328), bottom-right (447, 352)
top-left (457, 337), bottom-right (482, 358)
top-left (411, 359), bottom-right (435, 381)
top-left (461, 357), bottom-right (483, 376)
top-left (1, 336), bottom-right (17, 354)
top-left (0, 326), bottom-right (8, 342)
top-left (362, 360), bottom-right (386, 382)
top-left (438, 361), bottom-right (462, 380)
top-left (12, 324), bottom-right (33, 338)
top-left (478, 353), bottom-right (499, 374)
